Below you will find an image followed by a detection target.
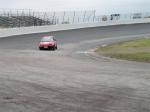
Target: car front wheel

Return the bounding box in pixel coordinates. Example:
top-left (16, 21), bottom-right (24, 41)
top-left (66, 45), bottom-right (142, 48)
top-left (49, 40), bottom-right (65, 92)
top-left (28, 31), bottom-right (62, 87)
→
top-left (55, 45), bottom-right (57, 50)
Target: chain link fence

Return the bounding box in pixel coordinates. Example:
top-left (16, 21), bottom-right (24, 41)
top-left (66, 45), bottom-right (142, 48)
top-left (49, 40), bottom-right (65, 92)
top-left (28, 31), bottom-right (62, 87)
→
top-left (0, 9), bottom-right (150, 28)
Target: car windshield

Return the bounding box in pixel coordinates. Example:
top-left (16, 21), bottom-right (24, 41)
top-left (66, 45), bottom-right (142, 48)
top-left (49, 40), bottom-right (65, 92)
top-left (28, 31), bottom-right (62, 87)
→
top-left (41, 36), bottom-right (54, 42)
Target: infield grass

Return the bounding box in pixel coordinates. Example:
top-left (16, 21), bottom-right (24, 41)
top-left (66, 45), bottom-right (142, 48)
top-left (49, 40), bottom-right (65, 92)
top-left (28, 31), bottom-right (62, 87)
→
top-left (96, 38), bottom-right (150, 62)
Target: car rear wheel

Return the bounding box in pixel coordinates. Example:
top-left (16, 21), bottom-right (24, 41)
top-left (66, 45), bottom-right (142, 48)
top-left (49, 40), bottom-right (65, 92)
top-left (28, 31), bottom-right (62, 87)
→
top-left (39, 47), bottom-right (42, 50)
top-left (52, 46), bottom-right (55, 51)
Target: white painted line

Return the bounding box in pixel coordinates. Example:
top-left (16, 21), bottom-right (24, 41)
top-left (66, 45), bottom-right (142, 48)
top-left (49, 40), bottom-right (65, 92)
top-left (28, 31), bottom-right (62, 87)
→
top-left (76, 51), bottom-right (93, 54)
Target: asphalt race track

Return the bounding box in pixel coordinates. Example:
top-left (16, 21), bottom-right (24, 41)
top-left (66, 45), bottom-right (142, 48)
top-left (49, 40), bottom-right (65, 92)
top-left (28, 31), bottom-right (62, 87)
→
top-left (0, 23), bottom-right (150, 112)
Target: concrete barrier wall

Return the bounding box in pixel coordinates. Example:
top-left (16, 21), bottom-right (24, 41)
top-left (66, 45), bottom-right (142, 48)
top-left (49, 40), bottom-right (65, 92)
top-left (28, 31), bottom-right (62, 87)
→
top-left (0, 18), bottom-right (150, 38)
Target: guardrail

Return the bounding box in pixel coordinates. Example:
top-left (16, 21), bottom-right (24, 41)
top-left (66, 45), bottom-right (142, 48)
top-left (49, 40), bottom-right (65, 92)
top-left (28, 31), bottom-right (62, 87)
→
top-left (0, 18), bottom-right (150, 38)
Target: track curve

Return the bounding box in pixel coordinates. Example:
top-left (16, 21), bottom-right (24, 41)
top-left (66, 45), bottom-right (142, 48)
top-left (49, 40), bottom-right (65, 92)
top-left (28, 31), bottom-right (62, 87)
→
top-left (0, 23), bottom-right (150, 50)
top-left (0, 23), bottom-right (150, 112)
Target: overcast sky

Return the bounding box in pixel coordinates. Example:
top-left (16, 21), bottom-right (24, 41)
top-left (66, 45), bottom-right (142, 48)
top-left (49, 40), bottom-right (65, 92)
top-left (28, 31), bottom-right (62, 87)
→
top-left (0, 0), bottom-right (150, 14)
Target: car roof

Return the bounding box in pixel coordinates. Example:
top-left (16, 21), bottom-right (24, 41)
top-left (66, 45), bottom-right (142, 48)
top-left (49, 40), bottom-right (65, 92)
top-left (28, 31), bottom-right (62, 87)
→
top-left (40, 36), bottom-right (55, 42)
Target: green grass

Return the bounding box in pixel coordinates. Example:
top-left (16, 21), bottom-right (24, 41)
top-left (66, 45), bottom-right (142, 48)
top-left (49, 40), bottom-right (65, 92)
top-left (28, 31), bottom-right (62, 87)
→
top-left (96, 38), bottom-right (150, 62)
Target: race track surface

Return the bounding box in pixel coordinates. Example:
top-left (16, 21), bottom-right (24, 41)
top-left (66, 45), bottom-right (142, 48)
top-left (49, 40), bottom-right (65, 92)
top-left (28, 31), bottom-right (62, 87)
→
top-left (0, 23), bottom-right (150, 112)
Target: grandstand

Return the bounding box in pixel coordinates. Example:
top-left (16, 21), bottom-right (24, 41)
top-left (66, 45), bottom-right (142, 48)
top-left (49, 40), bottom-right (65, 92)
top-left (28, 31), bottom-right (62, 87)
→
top-left (0, 15), bottom-right (54, 28)
top-left (0, 9), bottom-right (58, 28)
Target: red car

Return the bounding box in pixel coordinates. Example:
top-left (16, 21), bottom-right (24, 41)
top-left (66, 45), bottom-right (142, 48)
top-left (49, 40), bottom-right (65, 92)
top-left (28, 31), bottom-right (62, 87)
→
top-left (39, 36), bottom-right (57, 50)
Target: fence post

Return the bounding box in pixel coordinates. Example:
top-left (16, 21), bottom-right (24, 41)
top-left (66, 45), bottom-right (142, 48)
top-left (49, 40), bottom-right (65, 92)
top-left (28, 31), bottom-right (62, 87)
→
top-left (93, 10), bottom-right (96, 22)
top-left (83, 11), bottom-right (86, 22)
top-left (52, 12), bottom-right (56, 25)
top-left (78, 17), bottom-right (80, 23)
top-left (73, 11), bottom-right (75, 24)
top-left (62, 11), bottom-right (66, 24)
